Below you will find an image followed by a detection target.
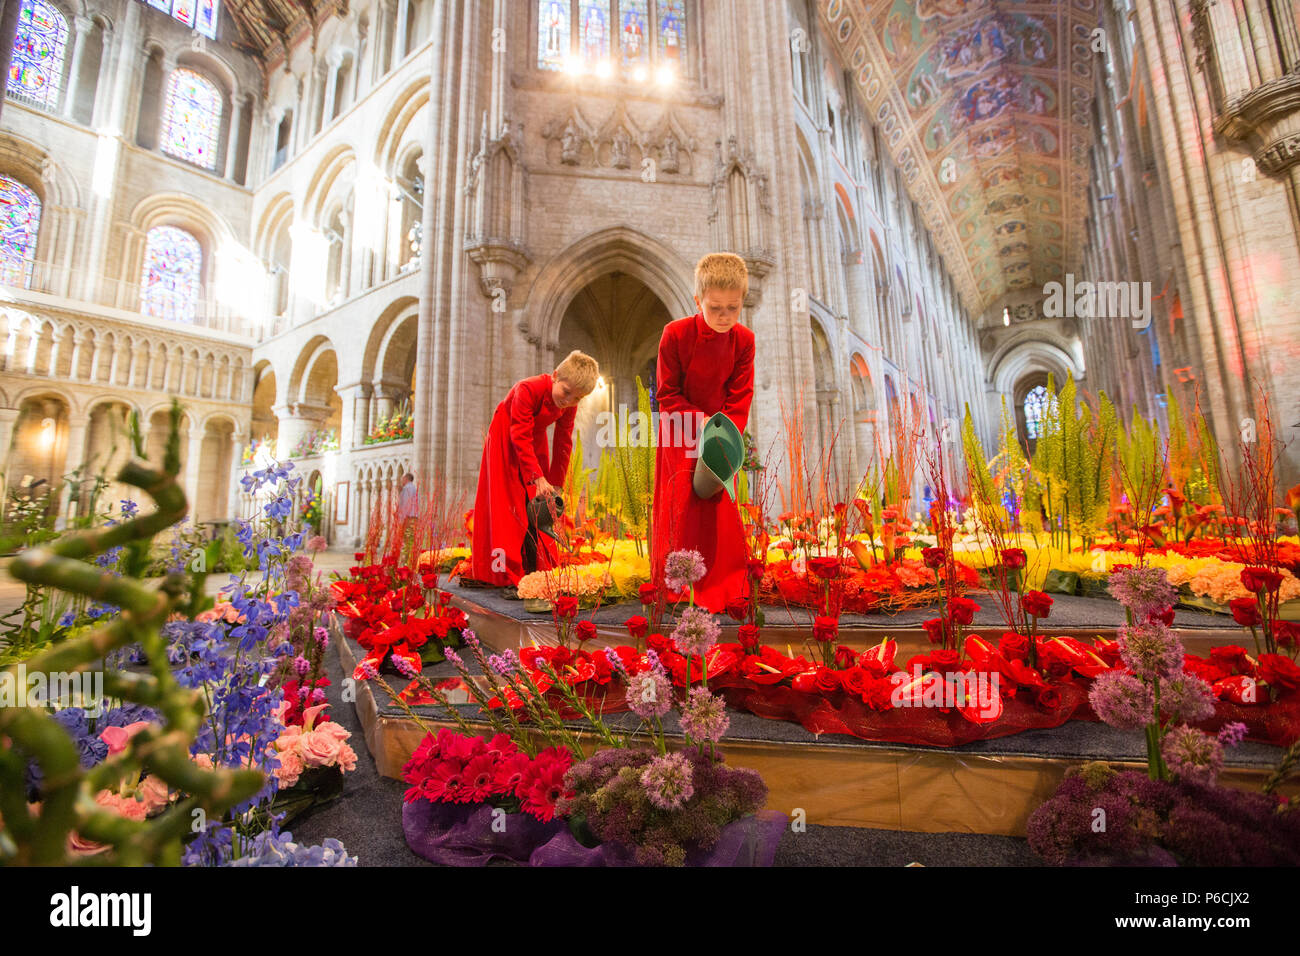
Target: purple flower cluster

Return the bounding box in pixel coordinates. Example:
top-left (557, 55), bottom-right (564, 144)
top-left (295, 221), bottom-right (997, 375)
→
top-left (640, 751), bottom-right (695, 810)
top-left (679, 687), bottom-right (730, 745)
top-left (1107, 565), bottom-right (1177, 621)
top-left (663, 549), bottom-right (707, 592)
top-left (625, 668), bottom-right (673, 720)
top-left (1117, 621), bottom-right (1183, 680)
top-left (1159, 674), bottom-right (1216, 724)
top-left (1088, 670), bottom-right (1154, 730)
top-left (486, 649), bottom-right (520, 675)
top-left (671, 605), bottom-right (721, 658)
top-left (1160, 725), bottom-right (1223, 786)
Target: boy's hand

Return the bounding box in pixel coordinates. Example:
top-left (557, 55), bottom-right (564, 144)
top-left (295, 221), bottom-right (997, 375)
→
top-left (534, 477), bottom-right (558, 498)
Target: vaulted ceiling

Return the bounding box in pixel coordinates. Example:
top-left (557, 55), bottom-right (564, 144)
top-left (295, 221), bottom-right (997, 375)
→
top-left (223, 0), bottom-right (348, 68)
top-left (818, 0), bottom-right (1103, 314)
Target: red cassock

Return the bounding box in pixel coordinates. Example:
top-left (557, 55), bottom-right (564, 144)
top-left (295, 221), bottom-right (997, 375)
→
top-left (651, 312), bottom-right (755, 613)
top-left (471, 373), bottom-right (577, 586)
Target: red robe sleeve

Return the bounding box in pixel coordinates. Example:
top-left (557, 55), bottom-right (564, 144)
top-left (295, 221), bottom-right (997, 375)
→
top-left (547, 406), bottom-right (577, 486)
top-left (655, 323), bottom-right (706, 421)
top-left (508, 379), bottom-right (545, 485)
top-left (720, 329), bottom-right (755, 432)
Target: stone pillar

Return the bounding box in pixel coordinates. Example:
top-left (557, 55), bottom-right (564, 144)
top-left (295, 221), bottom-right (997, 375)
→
top-left (322, 51), bottom-right (341, 125)
top-left (0, 407), bottom-right (20, 468)
top-left (57, 414), bottom-right (89, 523)
top-left (227, 432), bottom-right (245, 518)
top-left (394, 0), bottom-right (410, 64)
top-left (374, 0), bottom-right (395, 78)
top-left (67, 330), bottom-right (84, 381)
top-left (184, 426), bottom-right (204, 518)
top-left (62, 16), bottom-right (95, 119)
top-left (225, 93), bottom-right (244, 182)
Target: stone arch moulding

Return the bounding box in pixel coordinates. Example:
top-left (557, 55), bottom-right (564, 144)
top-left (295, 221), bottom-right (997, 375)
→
top-left (374, 77), bottom-right (430, 171)
top-left (288, 334), bottom-right (339, 405)
top-left (989, 337), bottom-right (1083, 396)
top-left (13, 383), bottom-right (78, 416)
top-left (526, 226), bottom-right (696, 349)
top-left (199, 409), bottom-right (245, 437)
top-left (303, 145), bottom-right (359, 223)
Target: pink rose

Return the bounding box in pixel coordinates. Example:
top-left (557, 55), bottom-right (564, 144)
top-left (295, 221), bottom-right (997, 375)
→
top-left (317, 720), bottom-right (351, 744)
top-left (299, 729), bottom-right (342, 768)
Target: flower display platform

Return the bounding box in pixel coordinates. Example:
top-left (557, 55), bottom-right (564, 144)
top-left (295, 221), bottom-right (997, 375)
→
top-left (337, 627), bottom-right (1293, 837)
top-left (441, 579), bottom-right (1244, 657)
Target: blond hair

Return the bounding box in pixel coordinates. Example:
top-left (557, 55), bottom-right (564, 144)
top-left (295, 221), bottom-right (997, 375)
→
top-left (694, 252), bottom-right (749, 299)
top-left (554, 350), bottom-right (600, 393)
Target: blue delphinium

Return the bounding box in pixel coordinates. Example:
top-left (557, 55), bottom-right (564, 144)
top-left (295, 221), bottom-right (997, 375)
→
top-left (226, 830), bottom-right (358, 867)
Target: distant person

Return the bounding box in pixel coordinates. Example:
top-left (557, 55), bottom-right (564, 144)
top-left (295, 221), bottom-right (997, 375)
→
top-left (471, 350), bottom-right (599, 586)
top-left (397, 472), bottom-right (418, 548)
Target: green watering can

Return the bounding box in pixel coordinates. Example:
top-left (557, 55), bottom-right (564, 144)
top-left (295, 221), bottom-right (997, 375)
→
top-left (692, 413), bottom-right (744, 500)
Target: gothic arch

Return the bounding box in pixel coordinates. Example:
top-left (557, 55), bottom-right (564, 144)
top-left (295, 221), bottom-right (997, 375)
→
top-left (989, 337), bottom-right (1082, 396)
top-left (526, 226), bottom-right (695, 348)
top-left (373, 76), bottom-right (429, 171)
top-left (303, 145), bottom-right (358, 222)
top-left (289, 335), bottom-right (340, 405)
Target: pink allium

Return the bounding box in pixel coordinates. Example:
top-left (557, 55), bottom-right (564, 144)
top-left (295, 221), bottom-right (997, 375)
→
top-left (664, 549), bottom-right (707, 592)
top-left (1107, 565), bottom-right (1177, 620)
top-left (679, 687), bottom-right (730, 744)
top-left (640, 751), bottom-right (695, 811)
top-left (1117, 621), bottom-right (1183, 680)
top-left (1089, 670), bottom-right (1154, 730)
top-left (1159, 673), bottom-right (1216, 724)
top-left (626, 668), bottom-right (673, 719)
top-left (671, 605), bottom-right (721, 658)
top-left (1162, 725), bottom-right (1224, 785)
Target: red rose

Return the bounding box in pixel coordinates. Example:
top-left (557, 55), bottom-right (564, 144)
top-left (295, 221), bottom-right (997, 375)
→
top-left (1021, 590), bottom-right (1054, 618)
top-left (624, 615), bottom-right (649, 638)
top-left (1258, 653), bottom-right (1300, 693)
top-left (724, 597), bottom-right (751, 622)
top-left (814, 667), bottom-right (842, 694)
top-left (862, 676), bottom-right (895, 711)
top-left (574, 620), bottom-right (597, 643)
top-left (839, 667), bottom-right (867, 697)
top-left (646, 633), bottom-right (671, 654)
top-left (553, 595), bottom-right (578, 619)
top-left (947, 596), bottom-right (979, 626)
top-left (1230, 597), bottom-right (1262, 627)
top-left (1034, 686), bottom-right (1061, 711)
top-left (746, 559), bottom-right (767, 580)
top-left (922, 617), bottom-right (947, 645)
top-left (834, 645), bottom-right (859, 669)
top-left (922, 547), bottom-right (946, 570)
top-left (590, 652), bottom-right (612, 684)
top-left (860, 657), bottom-right (889, 679)
top-left (1208, 645), bottom-right (1254, 676)
top-left (737, 623), bottom-right (760, 651)
top-left (638, 583), bottom-right (658, 605)
top-left (1001, 548), bottom-right (1027, 570)
top-left (1274, 621), bottom-right (1300, 648)
top-left (1240, 567), bottom-right (1283, 594)
top-left (353, 551), bottom-right (366, 561)
top-left (812, 615), bottom-right (839, 643)
top-left (808, 556), bottom-right (842, 580)
top-left (929, 649), bottom-right (962, 675)
top-left (998, 632), bottom-right (1029, 661)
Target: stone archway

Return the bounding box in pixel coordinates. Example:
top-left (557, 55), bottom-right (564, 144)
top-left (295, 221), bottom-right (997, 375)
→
top-left (555, 271), bottom-right (672, 471)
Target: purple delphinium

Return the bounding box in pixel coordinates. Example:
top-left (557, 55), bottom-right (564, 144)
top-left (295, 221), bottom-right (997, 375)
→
top-left (1158, 672), bottom-right (1216, 724)
top-left (1117, 621), bottom-right (1183, 680)
top-left (1088, 670), bottom-right (1154, 730)
top-left (641, 751), bottom-right (695, 810)
top-left (671, 605), bottom-right (721, 658)
top-left (625, 668), bottom-right (673, 719)
top-left (663, 549), bottom-right (707, 592)
top-left (678, 687), bottom-right (730, 744)
top-left (1107, 565), bottom-right (1178, 620)
top-left (1161, 725), bottom-right (1223, 786)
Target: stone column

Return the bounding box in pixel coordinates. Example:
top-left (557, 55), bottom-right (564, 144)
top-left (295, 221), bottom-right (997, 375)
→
top-left (374, 0), bottom-right (395, 79)
top-left (322, 50), bottom-right (341, 125)
top-left (67, 329), bottom-right (84, 381)
top-left (62, 16), bottom-right (95, 119)
top-left (56, 414), bottom-right (89, 523)
top-left (227, 432), bottom-right (245, 518)
top-left (394, 0), bottom-right (410, 64)
top-left (0, 407), bottom-right (20, 467)
top-left (225, 93), bottom-right (245, 182)
top-left (184, 426), bottom-right (204, 519)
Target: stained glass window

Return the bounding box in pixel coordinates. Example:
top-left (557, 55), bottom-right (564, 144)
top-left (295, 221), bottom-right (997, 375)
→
top-left (658, 0), bottom-right (685, 67)
top-left (160, 68), bottom-right (222, 169)
top-left (8, 0), bottom-right (68, 111)
top-left (579, 1), bottom-right (608, 63)
top-left (140, 225), bottom-right (202, 323)
top-left (0, 175), bottom-right (42, 288)
top-left (537, 0), bottom-right (570, 70)
top-left (619, 0), bottom-right (648, 67)
top-left (1023, 385), bottom-right (1050, 440)
top-left (138, 0), bottom-right (218, 40)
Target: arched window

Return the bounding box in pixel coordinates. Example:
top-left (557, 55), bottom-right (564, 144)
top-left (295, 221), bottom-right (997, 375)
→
top-left (1023, 384), bottom-right (1051, 440)
top-left (8, 0), bottom-right (68, 111)
top-left (160, 68), bottom-right (223, 170)
top-left (140, 225), bottom-right (202, 323)
top-left (0, 175), bottom-right (42, 288)
top-left (538, 0), bottom-right (686, 76)
top-left (146, 0), bottom-right (220, 40)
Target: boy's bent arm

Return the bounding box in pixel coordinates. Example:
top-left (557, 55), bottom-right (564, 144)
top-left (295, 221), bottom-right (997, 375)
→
top-left (655, 328), bottom-right (705, 418)
top-left (508, 383), bottom-right (546, 485)
top-left (721, 332), bottom-right (756, 432)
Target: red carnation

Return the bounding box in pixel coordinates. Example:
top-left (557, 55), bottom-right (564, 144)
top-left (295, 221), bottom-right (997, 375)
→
top-left (1240, 567), bottom-right (1283, 594)
top-left (947, 596), bottom-right (980, 626)
top-left (808, 556), bottom-right (842, 580)
top-left (737, 623), bottom-right (761, 651)
top-left (574, 620), bottom-right (597, 643)
top-left (1021, 590), bottom-right (1054, 618)
top-left (552, 595), bottom-right (578, 619)
top-left (624, 615), bottom-right (649, 639)
top-left (1229, 597), bottom-right (1261, 628)
top-left (1001, 548), bottom-right (1027, 570)
top-left (812, 615), bottom-right (839, 643)
top-left (921, 547), bottom-right (945, 570)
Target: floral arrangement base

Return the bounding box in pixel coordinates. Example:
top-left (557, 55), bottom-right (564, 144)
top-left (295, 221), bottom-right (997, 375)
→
top-left (402, 800), bottom-right (788, 866)
top-left (268, 766), bottom-right (346, 827)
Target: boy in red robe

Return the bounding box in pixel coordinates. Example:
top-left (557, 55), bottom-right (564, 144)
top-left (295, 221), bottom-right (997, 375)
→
top-left (471, 350), bottom-right (599, 586)
top-left (651, 253), bottom-right (754, 612)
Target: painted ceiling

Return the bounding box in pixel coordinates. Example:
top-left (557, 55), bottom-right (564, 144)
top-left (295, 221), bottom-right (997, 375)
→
top-left (223, 0), bottom-right (348, 68)
top-left (818, 0), bottom-right (1103, 314)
